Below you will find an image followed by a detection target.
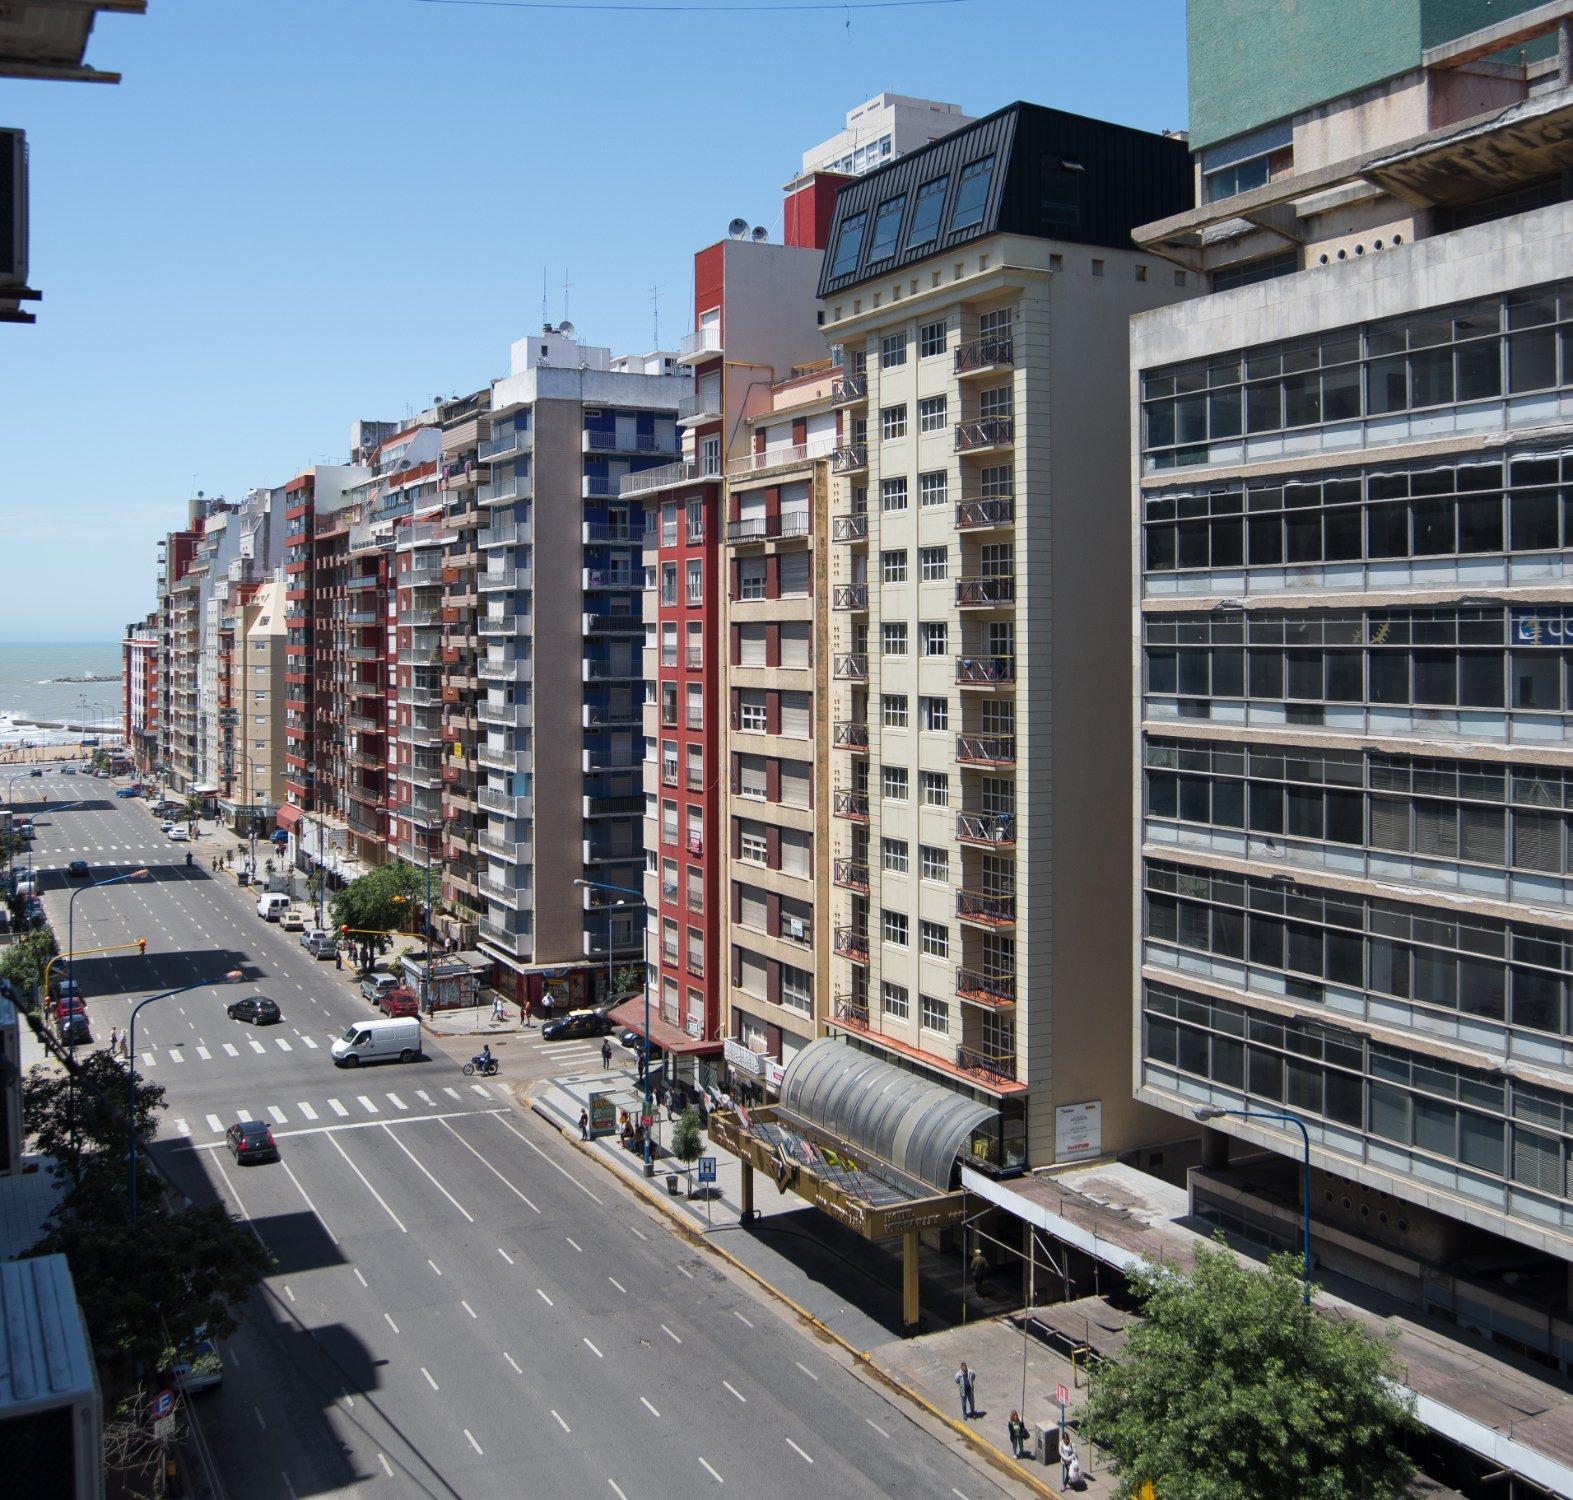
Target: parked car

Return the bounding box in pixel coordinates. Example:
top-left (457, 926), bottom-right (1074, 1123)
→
top-left (255, 892), bottom-right (290, 921)
top-left (330, 1017), bottom-right (422, 1067)
top-left (617, 1027), bottom-right (664, 1062)
top-left (54, 997), bottom-right (87, 1024)
top-left (171, 1331), bottom-right (223, 1393)
top-left (59, 1015), bottom-right (91, 1048)
top-left (542, 1008), bottom-right (614, 1042)
top-left (360, 973), bottom-right (400, 1004)
top-left (59, 766), bottom-right (75, 777)
top-left (226, 996), bottom-right (281, 1026)
top-left (51, 977), bottom-right (81, 1004)
top-left (67, 859), bottom-right (90, 880)
top-left (378, 987), bottom-right (420, 1018)
top-left (27, 768), bottom-right (41, 778)
top-left (279, 908), bottom-right (306, 932)
top-left (301, 929), bottom-right (338, 960)
top-left (167, 826), bottom-right (189, 842)
top-left (225, 1120), bottom-right (279, 1164)
top-left (159, 819), bottom-right (176, 833)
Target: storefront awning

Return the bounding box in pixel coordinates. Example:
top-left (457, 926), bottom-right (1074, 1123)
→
top-left (275, 804), bottom-right (303, 832)
top-left (606, 998), bottom-right (722, 1056)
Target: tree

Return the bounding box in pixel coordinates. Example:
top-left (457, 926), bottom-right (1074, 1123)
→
top-left (611, 963), bottom-right (645, 1001)
top-left (0, 924), bottom-right (58, 1001)
top-left (1082, 1239), bottom-right (1416, 1500)
top-left (671, 1105), bottom-right (703, 1194)
top-left (330, 860), bottom-right (426, 965)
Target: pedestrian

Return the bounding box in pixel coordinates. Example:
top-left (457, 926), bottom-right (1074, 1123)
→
top-left (108, 1027), bottom-right (119, 1057)
top-left (600, 1037), bottom-right (612, 1070)
top-left (1059, 1432), bottom-right (1078, 1488)
top-left (578, 1109), bottom-right (589, 1141)
top-left (954, 1361), bottom-right (977, 1420)
top-left (521, 997), bottom-right (534, 1029)
top-left (1008, 1410), bottom-right (1029, 1460)
top-left (971, 1245), bottom-right (989, 1298)
top-left (334, 950), bottom-right (342, 971)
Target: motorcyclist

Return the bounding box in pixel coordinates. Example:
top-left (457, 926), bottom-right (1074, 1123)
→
top-left (473, 1043), bottom-right (494, 1074)
top-left (185, 851), bottom-right (193, 867)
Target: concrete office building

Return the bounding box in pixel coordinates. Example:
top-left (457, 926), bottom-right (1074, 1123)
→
top-left (801, 93), bottom-right (974, 180)
top-left (121, 613), bottom-right (159, 776)
top-left (819, 102), bottom-right (1192, 1171)
top-left (1130, 0), bottom-right (1573, 1455)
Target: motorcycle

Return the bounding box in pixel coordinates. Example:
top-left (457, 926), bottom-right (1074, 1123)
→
top-left (463, 1055), bottom-right (500, 1077)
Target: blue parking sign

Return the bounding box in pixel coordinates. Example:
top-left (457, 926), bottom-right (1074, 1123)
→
top-left (697, 1156), bottom-right (717, 1183)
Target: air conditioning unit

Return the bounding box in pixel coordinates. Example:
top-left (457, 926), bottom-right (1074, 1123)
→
top-left (0, 128), bottom-right (28, 287)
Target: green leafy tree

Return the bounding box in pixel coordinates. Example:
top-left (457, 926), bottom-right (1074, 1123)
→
top-left (1083, 1238), bottom-right (1416, 1500)
top-left (330, 860), bottom-right (426, 967)
top-left (0, 924), bottom-right (58, 1002)
top-left (611, 963), bottom-right (645, 1001)
top-left (671, 1105), bottom-right (703, 1192)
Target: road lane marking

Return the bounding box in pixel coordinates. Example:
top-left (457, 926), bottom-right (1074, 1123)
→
top-left (699, 1457), bottom-right (723, 1484)
top-left (170, 1049), bottom-right (184, 1064)
top-left (174, 1119), bottom-right (190, 1137)
top-left (608, 1276), bottom-right (626, 1294)
top-left (866, 1418), bottom-right (888, 1439)
top-left (327, 1098), bottom-right (348, 1116)
top-left (794, 1361), bottom-right (818, 1382)
top-left (356, 1096), bottom-right (378, 1113)
top-left (275, 1037), bottom-right (292, 1051)
top-left (142, 1052), bottom-right (155, 1066)
top-left (415, 1090), bottom-right (434, 1105)
top-left (248, 1038), bottom-right (266, 1054)
top-left (278, 1160), bottom-right (336, 1245)
top-left (785, 1438), bottom-right (813, 1465)
top-left (222, 1043), bottom-right (239, 1058)
top-left (566, 1236), bottom-right (582, 1253)
top-left (489, 1115), bottom-right (602, 1202)
top-left (550, 1410), bottom-right (570, 1434)
top-left (268, 1106), bottom-right (287, 1124)
top-left (661, 1323), bottom-right (682, 1344)
top-left (284, 1285), bottom-right (296, 1304)
top-left (381, 1125), bottom-right (474, 1222)
top-left (583, 1337), bottom-right (602, 1358)
top-left (677, 1265), bottom-right (695, 1279)
top-left (731, 1310), bottom-right (753, 1327)
top-left (254, 1406), bottom-right (267, 1430)
top-left (237, 1109), bottom-right (254, 1122)
top-left (420, 1367), bottom-right (438, 1391)
top-left (386, 1093), bottom-right (408, 1110)
top-left (464, 1430), bottom-right (483, 1456)
top-left (470, 1083), bottom-right (490, 1098)
top-left (353, 1268), bottom-right (367, 1288)
top-left (196, 1046), bottom-right (211, 1060)
top-left (640, 1395), bottom-right (659, 1416)
top-left (498, 1248), bottom-right (515, 1265)
top-left (384, 1313), bottom-right (399, 1334)
top-left (536, 1289), bottom-right (553, 1307)
top-left (438, 1119), bottom-right (540, 1212)
top-left (378, 1455), bottom-right (393, 1478)
top-left (205, 1114), bottom-right (223, 1133)
top-left (461, 1299), bottom-right (478, 1319)
top-left (723, 1380), bottom-right (746, 1403)
top-left (297, 1102), bottom-right (318, 1121)
top-left (328, 1135), bottom-right (407, 1233)
top-left (504, 1352), bottom-right (521, 1374)
top-left (610, 1481), bottom-right (627, 1500)
top-left (301, 1036), bottom-right (317, 1048)
top-left (629, 1225), bottom-right (648, 1241)
top-left (427, 1259), bottom-right (442, 1276)
top-left (442, 1087), bottom-right (462, 1101)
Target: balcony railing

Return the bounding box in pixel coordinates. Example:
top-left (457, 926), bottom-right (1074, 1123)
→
top-left (833, 653), bottom-right (868, 681)
top-left (619, 459), bottom-right (716, 500)
top-left (833, 583), bottom-right (868, 611)
top-left (677, 392), bottom-right (721, 424)
top-left (956, 733), bottom-right (1016, 765)
top-left (478, 568), bottom-right (526, 592)
top-left (955, 417), bottom-right (1015, 453)
top-left (957, 890), bottom-right (1016, 927)
top-left (583, 520), bottom-right (647, 545)
top-left (832, 719), bottom-right (869, 749)
top-left (954, 335), bottom-right (1014, 374)
top-left (478, 785), bottom-right (532, 817)
top-left (726, 438), bottom-right (836, 479)
top-left (585, 431), bottom-right (679, 456)
top-left (678, 324), bottom-right (723, 362)
top-left (476, 699), bottom-right (530, 728)
top-left (685, 647), bottom-right (703, 670)
top-left (724, 511), bottom-right (811, 544)
top-left (478, 520), bottom-right (523, 548)
top-left (833, 858), bottom-right (869, 891)
top-left (955, 655), bottom-right (1016, 685)
top-left (956, 497), bottom-right (1015, 531)
top-left (831, 444), bottom-right (868, 475)
top-left (832, 372), bottom-right (868, 405)
top-left (478, 614), bottom-right (519, 635)
top-left (957, 810), bottom-right (1016, 846)
top-left (831, 513), bottom-right (868, 543)
top-left (833, 930), bottom-right (870, 964)
top-left (956, 968), bottom-right (1016, 1007)
top-left (833, 789), bottom-right (870, 821)
top-left (478, 425), bottom-right (531, 462)
top-left (956, 576), bottom-right (1016, 608)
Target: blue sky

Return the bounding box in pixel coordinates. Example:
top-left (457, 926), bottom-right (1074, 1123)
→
top-left (0, 0), bottom-right (1187, 642)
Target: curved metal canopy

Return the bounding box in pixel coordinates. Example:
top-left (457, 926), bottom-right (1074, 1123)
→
top-left (780, 1037), bottom-right (993, 1192)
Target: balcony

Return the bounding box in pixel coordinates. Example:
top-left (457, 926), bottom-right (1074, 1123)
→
top-left (478, 829), bottom-right (524, 862)
top-left (724, 511), bottom-right (811, 545)
top-left (956, 733), bottom-right (1016, 766)
top-left (478, 785), bottom-right (533, 818)
top-left (478, 614), bottom-right (520, 636)
top-left (478, 424), bottom-right (531, 463)
top-left (677, 391), bottom-right (722, 426)
top-left (477, 744), bottom-right (532, 774)
top-left (479, 520), bottom-right (523, 548)
top-left (585, 793), bottom-right (644, 818)
top-left (727, 438), bottom-right (837, 481)
top-left (620, 460), bottom-right (716, 501)
top-left (584, 612), bottom-right (642, 635)
top-left (585, 702), bottom-right (640, 729)
top-left (343, 609), bottom-right (380, 626)
top-left (957, 890), bottom-right (1016, 928)
top-left (954, 334), bottom-right (1014, 376)
top-left (346, 645), bottom-right (379, 662)
top-left (833, 929), bottom-right (870, 964)
top-left (956, 1044), bottom-right (1017, 1086)
top-left (956, 576), bottom-right (1015, 608)
top-left (831, 513), bottom-right (868, 543)
top-left (478, 568), bottom-right (527, 593)
top-left (397, 648), bottom-right (442, 668)
top-left (832, 858), bottom-right (869, 892)
top-left (582, 520), bottom-right (647, 545)
top-left (584, 430), bottom-right (679, 457)
top-left (832, 719), bottom-right (869, 750)
top-left (477, 915), bottom-right (531, 955)
top-left (955, 417), bottom-right (1014, 453)
top-left (585, 840), bottom-right (640, 864)
top-left (584, 567), bottom-right (636, 591)
top-left (833, 789), bottom-right (870, 822)
top-left (830, 444), bottom-right (868, 475)
top-left (477, 700), bottom-right (531, 729)
top-left (478, 472), bottom-right (533, 506)
top-left (957, 810), bottom-right (1016, 847)
top-left (833, 653), bottom-right (868, 682)
top-left (955, 654), bottom-right (1015, 686)
top-left (833, 583), bottom-right (868, 611)
top-left (478, 653), bottom-right (529, 681)
top-left (346, 713), bottom-right (384, 734)
top-left (956, 497), bottom-right (1015, 531)
top-left (832, 372), bottom-right (867, 406)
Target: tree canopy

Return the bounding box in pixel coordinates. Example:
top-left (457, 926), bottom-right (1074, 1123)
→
top-left (0, 924), bottom-right (58, 1000)
top-left (1083, 1239), bottom-right (1416, 1500)
top-left (329, 859), bottom-right (425, 943)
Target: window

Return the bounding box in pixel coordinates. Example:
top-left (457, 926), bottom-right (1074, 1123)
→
top-left (882, 549), bottom-right (908, 584)
top-left (920, 546), bottom-right (948, 580)
top-left (919, 471), bottom-right (948, 509)
top-left (882, 837), bottom-right (909, 874)
top-left (882, 694), bottom-right (909, 728)
top-left (921, 696), bottom-right (949, 731)
top-left (686, 496), bottom-right (704, 542)
top-left (661, 502), bottom-right (678, 547)
top-left (950, 156), bottom-right (996, 231)
top-left (922, 621), bottom-right (948, 657)
top-left (882, 910), bottom-right (909, 947)
top-left (1040, 155), bottom-right (1082, 227)
top-left (828, 211), bottom-right (867, 278)
top-left (660, 681), bottom-right (678, 726)
top-left (920, 920), bottom-right (949, 959)
top-left (780, 964), bottom-right (812, 1015)
top-left (881, 405), bottom-right (907, 441)
top-left (660, 563), bottom-right (677, 606)
top-left (738, 692), bottom-right (767, 733)
top-left (882, 980), bottom-right (910, 1019)
top-left (919, 396), bottom-right (948, 433)
top-left (881, 477), bottom-right (909, 512)
top-left (920, 993), bottom-right (949, 1033)
top-left (738, 822), bottom-right (767, 864)
top-left (737, 754), bottom-right (767, 799)
top-left (867, 197), bottom-right (907, 265)
top-left (686, 559), bottom-right (703, 605)
top-left (981, 385), bottom-right (1013, 419)
top-left (882, 764), bottom-right (910, 801)
top-left (738, 557), bottom-right (765, 600)
top-left (880, 332), bottom-right (907, 369)
top-left (920, 320), bottom-right (947, 358)
top-left (685, 681), bottom-right (703, 729)
top-left (662, 799), bottom-right (678, 844)
top-left (921, 770), bottom-right (950, 807)
top-left (881, 621), bottom-right (908, 655)
top-left (905, 176), bottom-right (949, 251)
top-left (1091, 258), bottom-right (1104, 277)
top-left (686, 621), bottom-right (703, 669)
top-left (660, 622), bottom-right (677, 667)
top-left (920, 844), bottom-right (949, 881)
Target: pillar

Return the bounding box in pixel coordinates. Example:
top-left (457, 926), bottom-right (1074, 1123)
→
top-left (902, 1228), bottom-right (920, 1331)
top-left (1200, 1125), bottom-right (1229, 1171)
top-left (740, 1160), bottom-right (754, 1223)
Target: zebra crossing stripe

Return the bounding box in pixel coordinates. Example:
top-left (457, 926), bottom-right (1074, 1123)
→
top-left (205, 1114), bottom-right (223, 1133)
top-left (297, 1102), bottom-right (318, 1121)
top-left (268, 1106), bottom-right (287, 1124)
top-left (327, 1098), bottom-right (349, 1117)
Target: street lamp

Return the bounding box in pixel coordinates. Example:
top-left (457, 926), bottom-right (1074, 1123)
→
top-left (574, 876), bottom-right (651, 1175)
top-left (128, 971), bottom-right (244, 1226)
top-left (68, 868), bottom-right (151, 1002)
top-left (1194, 1104), bottom-right (1314, 1305)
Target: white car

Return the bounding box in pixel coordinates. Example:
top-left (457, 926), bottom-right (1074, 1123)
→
top-left (167, 825), bottom-right (189, 842)
top-left (160, 819), bottom-right (176, 833)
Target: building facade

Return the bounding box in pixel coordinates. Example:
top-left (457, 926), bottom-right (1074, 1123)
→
top-left (121, 613), bottom-right (158, 776)
top-left (801, 92), bottom-right (974, 180)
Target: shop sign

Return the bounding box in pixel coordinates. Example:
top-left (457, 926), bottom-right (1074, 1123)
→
top-left (724, 1038), bottom-right (763, 1077)
top-left (588, 1092), bottom-right (617, 1138)
top-left (1055, 1100), bottom-right (1102, 1162)
top-left (685, 1015), bottom-right (702, 1038)
top-left (764, 1059), bottom-right (786, 1090)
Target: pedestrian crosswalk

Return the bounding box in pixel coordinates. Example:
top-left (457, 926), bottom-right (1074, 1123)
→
top-left (171, 1082), bottom-right (508, 1142)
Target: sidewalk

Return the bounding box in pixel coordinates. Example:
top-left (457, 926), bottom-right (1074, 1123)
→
top-left (532, 1069), bottom-right (1082, 1498)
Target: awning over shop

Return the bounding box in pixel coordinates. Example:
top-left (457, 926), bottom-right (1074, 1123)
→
top-left (607, 998), bottom-right (722, 1056)
top-left (275, 804), bottom-right (303, 832)
top-left (781, 1037), bottom-right (994, 1193)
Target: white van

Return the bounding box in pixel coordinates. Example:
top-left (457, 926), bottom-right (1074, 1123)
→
top-left (256, 892), bottom-right (291, 921)
top-left (331, 1017), bottom-right (422, 1067)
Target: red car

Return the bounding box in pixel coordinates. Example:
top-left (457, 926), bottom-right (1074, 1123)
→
top-left (378, 988), bottom-right (420, 1018)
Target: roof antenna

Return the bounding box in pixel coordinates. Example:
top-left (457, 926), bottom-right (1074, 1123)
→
top-left (562, 268), bottom-right (572, 328)
top-left (541, 266), bottom-right (548, 329)
top-left (649, 284), bottom-right (660, 349)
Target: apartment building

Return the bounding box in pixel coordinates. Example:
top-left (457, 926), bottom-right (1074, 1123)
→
top-left (801, 92), bottom-right (974, 180)
top-left (121, 613), bottom-right (158, 777)
top-left (820, 103), bottom-right (1191, 1171)
top-left (475, 329), bottom-right (689, 1009)
top-left (153, 523), bottom-right (197, 786)
top-left (217, 578), bottom-right (288, 834)
top-left (1130, 0), bottom-right (1573, 1415)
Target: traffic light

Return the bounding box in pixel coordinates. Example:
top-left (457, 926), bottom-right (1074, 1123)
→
top-left (339, 924), bottom-right (348, 934)
top-left (136, 937), bottom-right (147, 956)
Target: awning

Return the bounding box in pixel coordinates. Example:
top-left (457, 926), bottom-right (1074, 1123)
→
top-left (781, 1037), bottom-right (994, 1193)
top-left (607, 998), bottom-right (722, 1056)
top-left (275, 804), bottom-right (303, 832)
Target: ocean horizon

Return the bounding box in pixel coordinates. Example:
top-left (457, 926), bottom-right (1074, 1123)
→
top-left (0, 641), bottom-right (123, 743)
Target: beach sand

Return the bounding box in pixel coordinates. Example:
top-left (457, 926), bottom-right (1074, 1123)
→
top-left (0, 742), bottom-right (105, 767)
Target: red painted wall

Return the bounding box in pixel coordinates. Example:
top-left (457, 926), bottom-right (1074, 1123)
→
top-left (784, 172), bottom-right (852, 251)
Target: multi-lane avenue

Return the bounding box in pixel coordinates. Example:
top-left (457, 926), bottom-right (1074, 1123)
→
top-left (18, 773), bottom-right (1025, 1500)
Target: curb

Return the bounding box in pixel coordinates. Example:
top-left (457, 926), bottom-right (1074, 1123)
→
top-left (531, 1095), bottom-right (1063, 1500)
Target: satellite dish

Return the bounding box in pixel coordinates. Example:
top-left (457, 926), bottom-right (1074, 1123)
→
top-left (558, 320), bottom-right (575, 338)
top-left (727, 217), bottom-right (748, 239)
top-left (750, 226), bottom-right (768, 242)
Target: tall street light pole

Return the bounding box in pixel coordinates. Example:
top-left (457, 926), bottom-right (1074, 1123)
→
top-left (574, 876), bottom-right (650, 1175)
top-left (1194, 1104), bottom-right (1314, 1305)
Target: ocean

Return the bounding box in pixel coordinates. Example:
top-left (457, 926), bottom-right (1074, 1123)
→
top-left (0, 642), bottom-right (123, 745)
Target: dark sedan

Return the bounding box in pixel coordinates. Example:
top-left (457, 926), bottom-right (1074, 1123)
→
top-left (541, 1008), bottom-right (614, 1042)
top-left (67, 859), bottom-right (90, 880)
top-left (225, 1121), bottom-right (278, 1164)
top-left (226, 996), bottom-right (282, 1026)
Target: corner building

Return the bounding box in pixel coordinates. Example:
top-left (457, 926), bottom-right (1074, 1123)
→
top-left (820, 102), bottom-right (1191, 1170)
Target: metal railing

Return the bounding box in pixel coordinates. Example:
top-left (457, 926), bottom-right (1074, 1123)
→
top-left (478, 425), bottom-right (530, 462)
top-left (583, 520), bottom-right (647, 544)
top-left (677, 392), bottom-right (721, 423)
top-left (585, 431), bottom-right (678, 455)
top-left (956, 1044), bottom-right (1017, 1084)
top-left (832, 719), bottom-right (869, 749)
top-left (832, 372), bottom-right (868, 405)
top-left (955, 417), bottom-right (1014, 452)
top-left (833, 858), bottom-right (869, 891)
top-left (679, 325), bottom-right (723, 361)
top-left (957, 890), bottom-right (1016, 926)
top-left (956, 733), bottom-right (1016, 764)
top-left (726, 437), bottom-right (836, 479)
top-left (831, 444), bottom-right (868, 474)
top-left (833, 931), bottom-right (870, 965)
top-left (620, 459), bottom-right (715, 499)
top-left (955, 655), bottom-right (1015, 684)
top-left (956, 968), bottom-right (1016, 1006)
top-left (956, 810), bottom-right (1016, 845)
top-left (724, 511), bottom-right (811, 543)
top-left (956, 576), bottom-right (1016, 607)
top-left (956, 497), bottom-right (1015, 530)
top-left (831, 513), bottom-right (868, 543)
top-left (478, 614), bottom-right (519, 635)
top-left (955, 335), bottom-right (1014, 373)
top-left (833, 583), bottom-right (868, 611)
top-left (833, 653), bottom-right (869, 681)
top-left (478, 568), bottom-right (526, 592)
top-left (833, 789), bottom-right (870, 820)
top-left (478, 785), bottom-right (532, 816)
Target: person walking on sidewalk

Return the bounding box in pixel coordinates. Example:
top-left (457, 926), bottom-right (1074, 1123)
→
top-left (1007, 1410), bottom-right (1030, 1460)
top-left (600, 1037), bottom-right (612, 1070)
top-left (970, 1245), bottom-right (989, 1298)
top-left (954, 1362), bottom-right (977, 1420)
top-left (521, 997), bottom-right (534, 1029)
top-left (578, 1109), bottom-right (589, 1141)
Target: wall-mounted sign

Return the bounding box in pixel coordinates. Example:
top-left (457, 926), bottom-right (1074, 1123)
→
top-left (1055, 1100), bottom-right (1102, 1162)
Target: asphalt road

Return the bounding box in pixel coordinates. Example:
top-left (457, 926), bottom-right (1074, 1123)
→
top-left (20, 774), bottom-right (1025, 1500)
